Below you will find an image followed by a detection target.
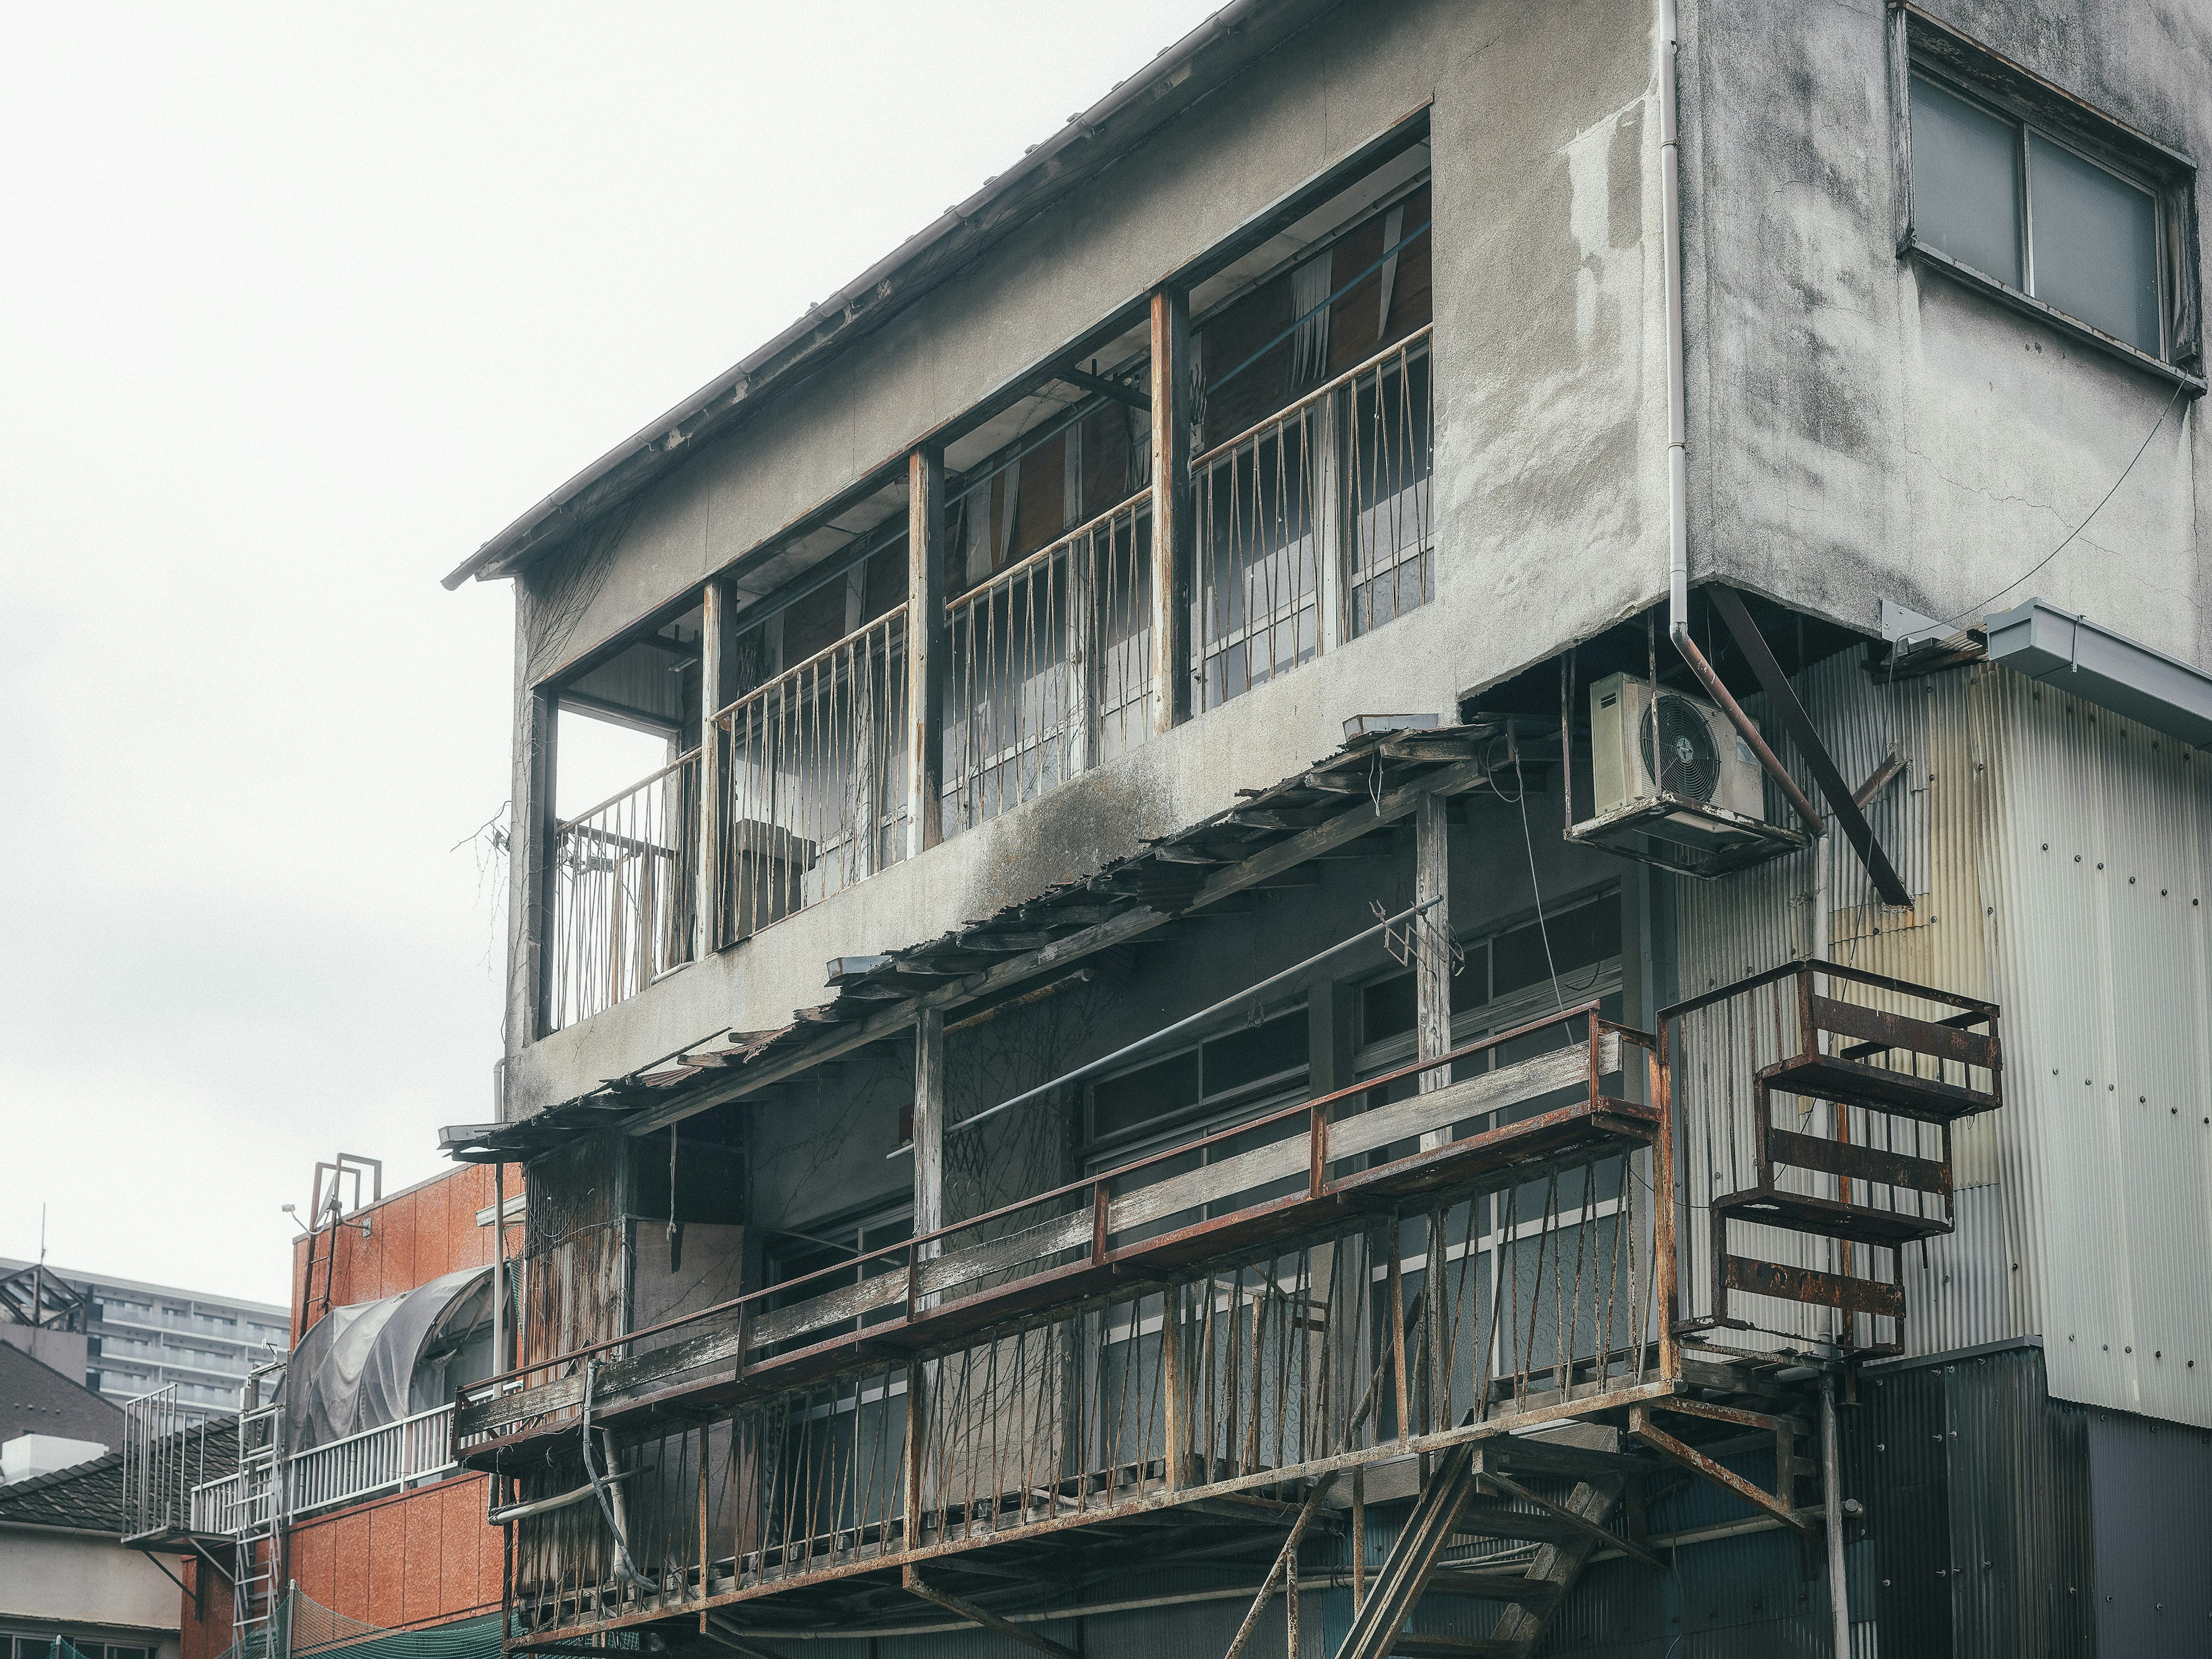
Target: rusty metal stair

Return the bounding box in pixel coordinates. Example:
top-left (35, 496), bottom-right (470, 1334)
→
top-left (1332, 1437), bottom-right (1654, 1659)
top-left (1701, 967), bottom-right (2002, 1346)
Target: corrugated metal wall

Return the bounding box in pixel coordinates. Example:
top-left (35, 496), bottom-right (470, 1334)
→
top-left (1671, 653), bottom-right (2212, 1425)
top-left (1975, 668), bottom-right (2212, 1426)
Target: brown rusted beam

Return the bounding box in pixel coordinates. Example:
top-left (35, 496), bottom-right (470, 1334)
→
top-left (1721, 1256), bottom-right (1904, 1320)
top-left (1627, 1405), bottom-right (1817, 1535)
top-left (902, 1567), bottom-right (1077, 1659)
top-left (1476, 1470), bottom-right (1666, 1571)
top-left (1706, 583), bottom-right (1912, 907)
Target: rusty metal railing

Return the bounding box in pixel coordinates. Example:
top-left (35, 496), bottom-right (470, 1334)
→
top-left (1192, 327), bottom-right (1432, 713)
top-left (547, 751), bottom-right (699, 1031)
top-left (468, 1009), bottom-right (1673, 1634)
top-left (1661, 960), bottom-right (2001, 1353)
top-left (711, 608), bottom-right (908, 944)
top-left (941, 493), bottom-right (1153, 836)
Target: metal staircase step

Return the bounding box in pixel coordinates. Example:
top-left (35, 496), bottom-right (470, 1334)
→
top-left (1713, 1187), bottom-right (1950, 1245)
top-left (1762, 1054), bottom-right (1997, 1123)
top-left (1391, 1639), bottom-right (1521, 1657)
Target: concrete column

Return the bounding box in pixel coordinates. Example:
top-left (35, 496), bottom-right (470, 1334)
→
top-left (1415, 793), bottom-right (1452, 1149)
top-left (907, 448), bottom-right (947, 859)
top-left (1148, 286), bottom-right (1191, 734)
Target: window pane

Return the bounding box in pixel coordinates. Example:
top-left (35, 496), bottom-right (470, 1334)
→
top-left (1911, 77), bottom-right (2022, 287)
top-left (2028, 133), bottom-right (2160, 353)
top-left (1090, 1048), bottom-right (1200, 1141)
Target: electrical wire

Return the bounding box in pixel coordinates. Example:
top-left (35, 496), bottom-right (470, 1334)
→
top-left (1948, 377), bottom-right (2186, 625)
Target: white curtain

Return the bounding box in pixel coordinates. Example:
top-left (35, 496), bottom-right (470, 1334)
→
top-left (1290, 252), bottom-right (1332, 388)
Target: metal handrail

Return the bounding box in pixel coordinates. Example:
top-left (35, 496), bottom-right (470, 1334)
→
top-left (1191, 323), bottom-right (1433, 472)
top-left (554, 748), bottom-right (702, 838)
top-left (461, 995), bottom-right (1624, 1403)
top-left (946, 488), bottom-right (1150, 609)
top-left (711, 603), bottom-right (910, 732)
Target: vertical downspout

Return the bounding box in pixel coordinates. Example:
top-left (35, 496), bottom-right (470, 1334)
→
top-left (1657, 0), bottom-right (1828, 834)
top-left (1821, 1374), bottom-right (1852, 1656)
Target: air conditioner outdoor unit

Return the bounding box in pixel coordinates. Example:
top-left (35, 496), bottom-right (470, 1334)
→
top-left (1586, 672), bottom-right (1770, 849)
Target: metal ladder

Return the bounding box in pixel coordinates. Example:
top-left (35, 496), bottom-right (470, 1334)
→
top-left (231, 1361), bottom-right (289, 1658)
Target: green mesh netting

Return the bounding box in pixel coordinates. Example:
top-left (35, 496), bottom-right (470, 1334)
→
top-left (210, 1587), bottom-right (513, 1659)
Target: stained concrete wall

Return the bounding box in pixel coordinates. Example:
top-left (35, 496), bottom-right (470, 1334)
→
top-left (1678, 0), bottom-right (2207, 665)
top-left (503, 0), bottom-right (1668, 1116)
top-left (499, 0), bottom-right (2207, 1123)
top-left (0, 1526), bottom-right (181, 1641)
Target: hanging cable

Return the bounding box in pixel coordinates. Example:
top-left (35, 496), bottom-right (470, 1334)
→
top-left (579, 1360), bottom-right (655, 1593)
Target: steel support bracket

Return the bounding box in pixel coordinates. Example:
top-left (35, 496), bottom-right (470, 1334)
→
top-left (1628, 1403), bottom-right (1819, 1535)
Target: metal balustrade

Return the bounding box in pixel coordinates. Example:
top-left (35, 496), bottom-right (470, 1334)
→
top-left (462, 1009), bottom-right (1672, 1634)
top-left (185, 1404), bottom-right (459, 1533)
top-left (548, 753), bottom-right (699, 1031)
top-left (713, 608), bottom-right (908, 944)
top-left (942, 494), bottom-right (1153, 835)
top-left (1193, 326), bottom-right (1433, 712)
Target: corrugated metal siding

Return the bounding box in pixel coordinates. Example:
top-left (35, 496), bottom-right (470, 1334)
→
top-left (2084, 1406), bottom-right (2212, 1651)
top-left (1850, 1343), bottom-right (2096, 1659)
top-left (1672, 652), bottom-right (2019, 1357)
top-left (1976, 669), bottom-right (2212, 1426)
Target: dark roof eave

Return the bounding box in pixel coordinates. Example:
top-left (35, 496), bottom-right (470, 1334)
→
top-left (441, 0), bottom-right (1335, 592)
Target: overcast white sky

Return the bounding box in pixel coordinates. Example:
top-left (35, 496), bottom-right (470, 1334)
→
top-left (0, 1), bottom-right (1221, 1307)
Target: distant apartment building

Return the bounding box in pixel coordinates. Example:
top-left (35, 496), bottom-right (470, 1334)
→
top-left (0, 1260), bottom-right (290, 1422)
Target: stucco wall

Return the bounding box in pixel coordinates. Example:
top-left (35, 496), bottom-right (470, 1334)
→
top-left (503, 0), bottom-right (1668, 1116)
top-left (1679, 0), bottom-right (2207, 665)
top-left (0, 1527), bottom-right (181, 1633)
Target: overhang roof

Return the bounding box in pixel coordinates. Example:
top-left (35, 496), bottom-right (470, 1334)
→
top-left (441, 718), bottom-right (1509, 1162)
top-left (442, 0), bottom-right (1342, 593)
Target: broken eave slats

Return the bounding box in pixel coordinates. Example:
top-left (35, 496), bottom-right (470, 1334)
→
top-left (440, 723), bottom-right (1501, 1165)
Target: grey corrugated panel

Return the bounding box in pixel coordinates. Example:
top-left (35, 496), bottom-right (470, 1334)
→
top-left (1850, 1343), bottom-right (2097, 1659)
top-left (2084, 1406), bottom-right (2212, 1653)
top-left (1978, 667), bottom-right (2212, 1426)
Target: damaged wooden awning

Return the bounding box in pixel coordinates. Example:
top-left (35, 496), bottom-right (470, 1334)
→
top-left (439, 720), bottom-right (1510, 1164)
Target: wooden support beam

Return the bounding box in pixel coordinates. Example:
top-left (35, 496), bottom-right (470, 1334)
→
top-left (1149, 285), bottom-right (1191, 735)
top-left (902, 1567), bottom-right (1077, 1659)
top-left (522, 683), bottom-right (558, 1042)
top-left (907, 446), bottom-right (947, 860)
top-left (1414, 790), bottom-right (1452, 1150)
top-left (1628, 1404), bottom-right (1817, 1535)
top-left (696, 574), bottom-right (733, 959)
top-left (912, 1006), bottom-right (944, 1275)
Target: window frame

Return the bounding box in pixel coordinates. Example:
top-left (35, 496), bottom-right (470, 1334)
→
top-left (1895, 11), bottom-right (2204, 392)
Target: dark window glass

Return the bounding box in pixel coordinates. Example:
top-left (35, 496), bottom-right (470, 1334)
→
top-left (1491, 897), bottom-right (1621, 1000)
top-left (1202, 1010), bottom-right (1310, 1096)
top-left (1361, 972), bottom-right (1415, 1044)
top-left (2028, 133), bottom-right (2160, 353)
top-left (1911, 77), bottom-right (2023, 286)
top-left (781, 577), bottom-right (851, 666)
top-left (1091, 1049), bottom-right (1201, 1141)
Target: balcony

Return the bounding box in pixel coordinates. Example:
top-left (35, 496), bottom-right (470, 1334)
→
top-left (529, 156), bottom-right (1438, 1040)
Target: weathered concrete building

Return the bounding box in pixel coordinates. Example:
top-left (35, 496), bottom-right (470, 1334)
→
top-left (176, 1), bottom-right (2212, 1653)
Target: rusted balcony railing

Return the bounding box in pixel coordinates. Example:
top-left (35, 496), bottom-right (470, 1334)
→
top-left (711, 607), bottom-right (908, 944)
top-left (548, 752), bottom-right (699, 1031)
top-left (1192, 326), bottom-right (1433, 713)
top-left (460, 1007), bottom-right (1671, 1634)
top-left (1662, 960), bottom-right (2002, 1353)
top-left (942, 493), bottom-right (1153, 836)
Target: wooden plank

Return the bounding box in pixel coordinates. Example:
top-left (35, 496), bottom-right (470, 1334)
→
top-left (1326, 1040), bottom-right (1612, 1165)
top-left (1414, 793), bottom-right (1451, 1150)
top-left (918, 1211), bottom-right (1090, 1298)
top-left (907, 446), bottom-right (946, 858)
top-left (1149, 286), bottom-right (1190, 736)
top-left (1810, 995), bottom-right (1996, 1071)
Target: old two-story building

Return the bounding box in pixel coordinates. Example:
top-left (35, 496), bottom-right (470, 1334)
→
top-left (175, 1), bottom-right (2212, 1655)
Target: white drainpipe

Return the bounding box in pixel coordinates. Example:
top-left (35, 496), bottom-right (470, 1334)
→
top-left (1657, 0), bottom-right (1826, 834)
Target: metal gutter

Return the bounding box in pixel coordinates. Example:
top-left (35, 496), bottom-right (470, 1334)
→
top-left (442, 0), bottom-right (1337, 590)
top-left (1984, 599), bottom-right (2212, 749)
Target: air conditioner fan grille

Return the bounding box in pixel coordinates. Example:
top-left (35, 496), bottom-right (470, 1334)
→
top-left (1638, 694), bottom-right (1721, 802)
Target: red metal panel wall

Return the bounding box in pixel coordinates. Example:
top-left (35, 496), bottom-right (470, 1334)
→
top-left (282, 1474), bottom-right (503, 1629)
top-left (289, 1164), bottom-right (522, 1339)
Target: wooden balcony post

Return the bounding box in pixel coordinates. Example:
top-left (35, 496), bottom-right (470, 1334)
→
top-left (696, 575), bottom-right (732, 959)
top-left (1415, 793), bottom-right (1452, 1148)
top-left (1149, 286), bottom-right (1191, 734)
top-left (521, 683), bottom-right (559, 1042)
top-left (1161, 1282), bottom-right (1187, 1491)
top-left (912, 1005), bottom-right (944, 1278)
top-left (907, 447), bottom-right (947, 859)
